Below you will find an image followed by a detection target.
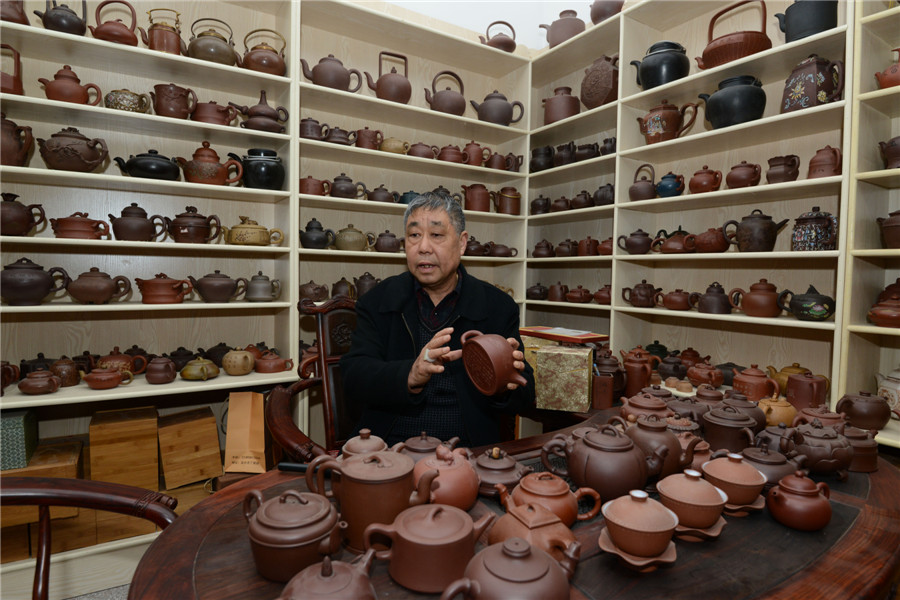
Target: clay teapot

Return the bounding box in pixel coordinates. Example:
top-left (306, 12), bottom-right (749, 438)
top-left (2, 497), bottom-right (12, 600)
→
top-left (114, 149), bottom-right (181, 181)
top-left (695, 0), bottom-right (772, 70)
top-left (539, 9), bottom-right (585, 48)
top-left (34, 0), bottom-right (87, 35)
top-left (300, 218), bottom-right (335, 249)
top-left (791, 206), bottom-right (838, 252)
top-left (767, 470), bottom-right (831, 531)
top-left (298, 280), bottom-right (328, 302)
top-left (364, 505), bottom-right (494, 594)
top-left (470, 90), bottom-right (524, 126)
top-left (1, 193), bottom-right (45, 237)
top-left (620, 389), bottom-right (674, 422)
top-left (808, 145), bottom-right (842, 178)
top-left (528, 193), bottom-right (550, 214)
top-left (716, 394), bottom-right (766, 433)
top-left (565, 286), bottom-right (592, 303)
top-left (684, 227), bottom-right (730, 253)
top-left (701, 407), bottom-right (757, 453)
top-left (1, 257), bottom-right (70, 306)
top-left (437, 144), bottom-right (467, 163)
top-left (629, 163), bottom-right (657, 201)
top-left (621, 414), bottom-right (700, 478)
top-left (725, 161), bottom-right (762, 189)
top-left (479, 21), bottom-right (516, 53)
top-left (180, 356), bottom-right (220, 380)
top-left (440, 537), bottom-right (577, 600)
top-left (176, 141), bottom-right (242, 185)
top-left (541, 424), bottom-right (664, 501)
top-left (66, 267), bottom-right (130, 304)
top-left (50, 212), bottom-right (109, 239)
top-left (97, 345), bottom-right (147, 375)
top-left (424, 70), bottom-right (466, 116)
top-left (367, 184), bottom-right (398, 204)
top-left (732, 364), bottom-right (780, 401)
top-left (636, 99), bottom-right (698, 144)
top-left (657, 352), bottom-right (688, 379)
top-left (81, 366), bottom-right (133, 390)
top-left (723, 209), bottom-right (789, 252)
top-left (241, 29), bottom-right (286, 76)
top-left (781, 54), bottom-right (844, 114)
top-left (729, 279), bottom-right (782, 318)
top-left (17, 370), bottom-right (62, 395)
top-left (301, 54), bottom-right (362, 92)
top-left (498, 472), bottom-right (599, 528)
top-left (689, 165), bottom-right (722, 194)
top-left (243, 488), bottom-right (343, 583)
top-left (138, 8), bottom-right (186, 55)
top-left (689, 281), bottom-right (731, 314)
top-left (277, 552), bottom-right (376, 600)
top-left (487, 502), bottom-right (578, 564)
top-left (651, 226), bottom-right (691, 254)
top-left (188, 270), bottom-right (247, 303)
top-left (461, 330), bottom-right (527, 396)
top-left (373, 230), bottom-right (403, 253)
top-left (255, 351), bottom-right (293, 374)
top-left (469, 447), bottom-right (532, 497)
top-left (630, 41), bottom-right (690, 90)
top-left (191, 101), bottom-right (237, 126)
top-left (223, 216), bottom-right (283, 247)
top-left (1, 112), bottom-right (33, 167)
top-left (581, 54), bottom-right (619, 110)
top-left (49, 356), bottom-right (80, 387)
top-left (656, 172), bottom-right (685, 197)
top-left (880, 137), bottom-right (900, 170)
top-left (145, 357), bottom-right (177, 384)
top-left (229, 90), bottom-right (289, 133)
top-left (786, 373), bottom-right (831, 411)
top-left (462, 184), bottom-right (491, 212)
top-left (187, 18), bottom-right (239, 66)
top-left (767, 154), bottom-right (801, 183)
top-left (334, 224), bottom-right (375, 251)
top-left (686, 360), bottom-right (725, 388)
top-left (150, 83), bottom-right (196, 119)
top-left (356, 126), bottom-right (383, 150)
top-left (88, 0), bottom-right (138, 45)
top-left (790, 420), bottom-right (852, 480)
top-left (246, 271), bottom-right (281, 302)
top-left (330, 173), bottom-right (366, 199)
top-left (542, 86), bottom-right (579, 126)
top-left (364, 51), bottom-right (410, 104)
top-left (37, 127), bottom-right (108, 172)
top-left (323, 126), bottom-right (356, 146)
top-left (776, 285), bottom-right (835, 321)
top-left (164, 206), bottom-right (220, 244)
top-left (617, 228), bottom-right (653, 254)
top-left (330, 276), bottom-right (356, 299)
top-left (412, 445), bottom-right (480, 511)
top-left (836, 391), bottom-right (898, 431)
top-left (391, 431), bottom-right (460, 464)
top-left (526, 282), bottom-right (549, 299)
top-left (622, 279), bottom-right (661, 308)
top-left (464, 237), bottom-right (487, 257)
top-left (699, 75), bottom-right (766, 129)
top-left (135, 273), bottom-right (192, 304)
top-left (38, 65), bottom-right (101, 105)
top-left (875, 48), bottom-right (900, 89)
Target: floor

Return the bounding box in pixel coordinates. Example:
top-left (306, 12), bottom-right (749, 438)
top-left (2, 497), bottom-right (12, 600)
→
top-left (65, 445), bottom-right (900, 600)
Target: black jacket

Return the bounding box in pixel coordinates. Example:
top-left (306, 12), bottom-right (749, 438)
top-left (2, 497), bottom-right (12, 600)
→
top-left (340, 266), bottom-right (535, 446)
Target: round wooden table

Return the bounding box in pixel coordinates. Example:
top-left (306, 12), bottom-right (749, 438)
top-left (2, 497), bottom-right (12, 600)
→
top-left (129, 412), bottom-right (900, 599)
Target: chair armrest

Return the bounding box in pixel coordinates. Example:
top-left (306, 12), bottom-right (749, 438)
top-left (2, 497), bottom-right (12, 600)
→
top-left (265, 378), bottom-right (328, 463)
top-left (0, 477), bottom-right (178, 529)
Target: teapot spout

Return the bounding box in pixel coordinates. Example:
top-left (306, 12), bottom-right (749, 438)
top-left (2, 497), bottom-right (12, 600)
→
top-left (698, 93), bottom-right (710, 103)
top-left (113, 156), bottom-right (128, 173)
top-left (774, 13), bottom-right (786, 32)
top-left (775, 218), bottom-right (790, 232)
top-left (37, 78), bottom-right (51, 87)
top-left (680, 435), bottom-right (701, 468)
top-left (766, 365), bottom-right (778, 379)
top-left (478, 35), bottom-right (487, 45)
top-left (300, 58), bottom-right (314, 82)
top-left (495, 482), bottom-right (515, 511)
top-left (630, 60), bottom-right (642, 86)
top-left (364, 71), bottom-right (378, 92)
top-left (423, 87), bottom-right (433, 106)
top-left (138, 26), bottom-right (148, 46)
top-left (539, 23), bottom-right (550, 32)
top-left (469, 99), bottom-right (481, 112)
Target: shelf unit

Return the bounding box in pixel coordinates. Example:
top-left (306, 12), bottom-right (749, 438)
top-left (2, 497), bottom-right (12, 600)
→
top-left (839, 2), bottom-right (900, 448)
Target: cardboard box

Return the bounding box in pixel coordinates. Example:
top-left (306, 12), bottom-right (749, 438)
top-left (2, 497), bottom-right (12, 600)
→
top-left (1, 409), bottom-right (37, 470)
top-left (0, 440), bottom-right (83, 527)
top-left (158, 407), bottom-right (222, 489)
top-left (535, 346), bottom-right (593, 412)
top-left (521, 335), bottom-right (559, 372)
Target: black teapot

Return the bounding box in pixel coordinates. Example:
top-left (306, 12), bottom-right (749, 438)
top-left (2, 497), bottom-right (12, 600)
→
top-left (300, 218), bottom-right (335, 249)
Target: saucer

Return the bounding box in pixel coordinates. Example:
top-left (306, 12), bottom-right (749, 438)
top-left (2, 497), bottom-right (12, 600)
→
top-left (723, 494), bottom-right (765, 517)
top-left (673, 515), bottom-right (727, 541)
top-left (598, 527), bottom-right (677, 572)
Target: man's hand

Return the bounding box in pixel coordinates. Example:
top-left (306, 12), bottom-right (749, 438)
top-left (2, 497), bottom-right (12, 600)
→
top-left (506, 337), bottom-right (526, 391)
top-left (407, 327), bottom-right (462, 392)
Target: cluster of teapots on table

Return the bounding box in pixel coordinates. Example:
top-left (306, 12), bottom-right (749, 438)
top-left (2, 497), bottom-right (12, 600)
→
top-left (530, 183), bottom-right (614, 215)
top-left (526, 282), bottom-right (611, 305)
top-left (530, 137), bottom-right (614, 173)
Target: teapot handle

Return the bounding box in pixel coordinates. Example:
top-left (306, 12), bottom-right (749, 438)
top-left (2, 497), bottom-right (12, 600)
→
top-left (186, 88), bottom-right (198, 113)
top-left (243, 28), bottom-right (286, 54)
top-left (677, 103), bottom-right (698, 138)
top-left (486, 20), bottom-right (516, 41)
top-left (540, 436), bottom-right (569, 478)
top-left (268, 228), bottom-right (284, 246)
top-left (776, 289), bottom-right (793, 314)
top-left (95, 0), bottom-right (136, 32)
top-left (242, 489), bottom-right (265, 522)
top-left (708, 0), bottom-right (766, 43)
top-left (460, 330), bottom-right (482, 345)
top-left (304, 455), bottom-right (340, 498)
top-left (379, 50), bottom-right (408, 78)
top-left (347, 68), bottom-right (362, 93)
top-left (223, 159), bottom-right (243, 185)
top-left (232, 277), bottom-right (248, 300)
top-left (205, 214), bottom-right (221, 242)
top-left (722, 220), bottom-right (740, 245)
top-left (827, 60), bottom-right (845, 102)
top-left (354, 182), bottom-right (367, 199)
top-left (110, 275), bottom-right (131, 301)
top-left (634, 163), bottom-right (654, 183)
top-left (688, 291), bottom-right (700, 309)
top-left (149, 215), bottom-right (167, 241)
top-left (432, 69), bottom-right (464, 95)
top-left (270, 279), bottom-right (282, 300)
top-left (83, 83), bottom-right (102, 106)
top-left (362, 522), bottom-right (396, 561)
top-left (130, 354), bottom-right (147, 375)
top-left (573, 486), bottom-right (602, 520)
top-left (509, 101), bottom-right (524, 124)
top-left (728, 287), bottom-right (745, 309)
top-left (47, 266), bottom-right (71, 294)
top-left (191, 17), bottom-right (233, 41)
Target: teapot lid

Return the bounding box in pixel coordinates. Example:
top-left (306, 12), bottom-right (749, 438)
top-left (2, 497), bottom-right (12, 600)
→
top-left (197, 27), bottom-right (227, 42)
top-left (120, 202), bottom-right (148, 218)
top-left (602, 489), bottom-right (678, 532)
top-left (704, 405), bottom-right (757, 427)
top-left (739, 364), bottom-right (767, 377)
top-left (681, 347), bottom-right (701, 358)
top-left (52, 65), bottom-right (81, 81)
top-left (356, 271), bottom-right (376, 282)
top-left (657, 469), bottom-right (725, 506)
top-left (776, 471), bottom-right (822, 496)
top-left (706, 281), bottom-right (725, 293)
top-left (796, 206), bottom-right (832, 220)
top-left (251, 271), bottom-right (270, 281)
top-left (77, 267), bottom-right (111, 278)
top-left (250, 490), bottom-right (337, 544)
top-left (378, 230), bottom-right (397, 238)
top-left (840, 390), bottom-right (883, 404)
top-left (484, 89), bottom-right (508, 101)
top-left (50, 127), bottom-right (90, 141)
top-left (394, 504), bottom-right (471, 544)
top-left (401, 431), bottom-right (442, 453)
top-left (508, 502), bottom-right (563, 529)
top-left (796, 419), bottom-right (839, 439)
top-left (630, 228), bottom-right (650, 236)
top-left (5, 257), bottom-right (45, 270)
top-left (635, 414), bottom-right (669, 431)
top-left (245, 148), bottom-right (280, 161)
top-left (742, 208), bottom-right (772, 220)
top-left (305, 217), bottom-right (324, 231)
top-left (191, 141), bottom-right (220, 160)
top-left (475, 447), bottom-right (519, 471)
top-left (742, 444), bottom-right (788, 465)
top-left (201, 269), bottom-right (231, 279)
top-left (483, 538), bottom-right (550, 583)
top-left (341, 451), bottom-right (414, 482)
top-left (319, 53), bottom-right (344, 65)
top-left (168, 346), bottom-right (195, 358)
top-left (234, 216), bottom-right (263, 228)
top-left (175, 206), bottom-right (207, 219)
top-left (646, 40), bottom-right (686, 54)
top-left (519, 472), bottom-right (569, 496)
top-left (334, 172), bottom-right (352, 181)
top-left (279, 555), bottom-right (373, 598)
top-left (701, 453), bottom-right (766, 486)
top-left (583, 424), bottom-right (635, 452)
top-left (721, 394), bottom-right (754, 408)
top-left (626, 393), bottom-right (669, 411)
top-left (645, 340), bottom-right (668, 353)
top-left (342, 428), bottom-right (387, 455)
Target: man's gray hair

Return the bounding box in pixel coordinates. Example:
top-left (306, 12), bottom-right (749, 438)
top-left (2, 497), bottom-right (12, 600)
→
top-left (403, 191), bottom-right (466, 236)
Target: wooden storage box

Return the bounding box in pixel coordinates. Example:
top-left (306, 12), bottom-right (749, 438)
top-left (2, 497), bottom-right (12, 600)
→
top-left (0, 440), bottom-right (83, 527)
top-left (158, 407), bottom-right (222, 489)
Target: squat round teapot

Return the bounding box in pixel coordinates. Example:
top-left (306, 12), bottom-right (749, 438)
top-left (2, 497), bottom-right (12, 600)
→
top-left (38, 65), bottom-right (101, 105)
top-left (1, 193), bottom-right (45, 237)
top-left (188, 18), bottom-right (239, 66)
top-left (88, 0), bottom-right (138, 46)
top-left (470, 90), bottom-right (524, 126)
top-left (242, 29), bottom-right (286, 76)
top-left (334, 224), bottom-right (375, 251)
top-left (479, 21), bottom-right (516, 53)
top-left (424, 70), bottom-right (466, 116)
top-left (176, 141), bottom-right (242, 185)
top-left (300, 54), bottom-right (362, 92)
top-left (364, 51), bottom-right (411, 104)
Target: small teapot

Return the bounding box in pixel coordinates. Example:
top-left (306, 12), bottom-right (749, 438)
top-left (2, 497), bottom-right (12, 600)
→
top-left (277, 553), bottom-right (377, 600)
top-left (88, 0), bottom-right (138, 46)
top-left (34, 0), bottom-right (87, 35)
top-left (875, 48), bottom-right (900, 89)
top-left (636, 99), bottom-right (698, 144)
top-left (331, 276), bottom-right (356, 299)
top-left (164, 206), bottom-right (220, 244)
top-left (367, 184), bottom-right (398, 204)
top-left (539, 9), bottom-right (585, 48)
top-left (255, 351), bottom-right (294, 374)
top-left (725, 161), bottom-right (762, 189)
top-left (66, 267), bottom-right (130, 304)
top-left (1, 112), bottom-right (33, 167)
top-left (470, 90), bottom-right (524, 126)
top-left (188, 270), bottom-right (247, 303)
top-left (176, 141), bottom-right (242, 185)
top-left (622, 279), bottom-right (660, 307)
top-left (246, 271), bottom-right (281, 302)
top-left (300, 54), bottom-right (362, 92)
top-left (651, 226), bottom-right (691, 254)
top-left (629, 163), bottom-right (657, 201)
top-left (223, 216), bottom-right (283, 247)
top-left (299, 218), bottom-right (335, 250)
top-left (135, 273), bottom-right (192, 304)
top-left (479, 20), bottom-right (516, 53)
top-left (723, 209), bottom-right (789, 253)
top-left (808, 145), bottom-right (842, 178)
top-left (229, 90), bottom-right (289, 133)
top-left (330, 173), bottom-right (366, 199)
top-left (767, 470), bottom-right (832, 531)
top-left (180, 357), bottom-right (220, 380)
top-left (689, 281), bottom-right (732, 314)
top-left (689, 165), bottom-right (722, 194)
top-left (777, 285), bottom-right (835, 321)
top-left (364, 51), bottom-right (411, 104)
top-left (531, 239), bottom-right (555, 259)
top-left (138, 8), bottom-right (186, 55)
top-left (1, 193), bottom-right (45, 237)
top-left (354, 272), bottom-right (381, 297)
top-left (37, 127), bottom-right (108, 172)
top-left (424, 70), bottom-right (466, 116)
top-left (792, 206), bottom-right (837, 251)
top-left (241, 29), bottom-right (287, 76)
top-left (187, 18), bottom-right (240, 66)
top-left (81, 366), bottom-right (133, 390)
top-left (373, 230), bottom-right (403, 253)
top-left (38, 65), bottom-right (101, 105)
top-left (526, 282), bottom-right (549, 300)
top-left (334, 224), bottom-right (376, 251)
top-left (729, 278), bottom-right (783, 318)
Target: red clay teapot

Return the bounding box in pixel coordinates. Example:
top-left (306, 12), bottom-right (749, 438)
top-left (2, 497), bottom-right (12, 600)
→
top-left (729, 278), bottom-right (782, 318)
top-left (875, 48), bottom-right (900, 89)
top-left (135, 273), bottom-right (192, 304)
top-left (88, 0), bottom-right (138, 46)
top-left (364, 51), bottom-right (411, 104)
top-left (242, 29), bottom-right (286, 76)
top-left (539, 9), bottom-right (585, 48)
top-left (176, 141), bottom-right (242, 185)
top-left (1, 112), bottom-right (32, 167)
top-left (725, 161), bottom-right (762, 188)
top-left (37, 127), bottom-right (108, 172)
top-left (636, 99), bottom-right (697, 144)
top-left (767, 471), bottom-right (831, 531)
top-left (66, 267), bottom-right (130, 304)
top-left (138, 8), bottom-right (186, 55)
top-left (498, 472), bottom-right (600, 527)
top-left (38, 65), bottom-right (101, 104)
top-left (808, 145), bottom-right (842, 178)
top-left (732, 364), bottom-right (780, 401)
top-left (689, 165), bottom-right (722, 194)
top-left (1, 193), bottom-right (45, 236)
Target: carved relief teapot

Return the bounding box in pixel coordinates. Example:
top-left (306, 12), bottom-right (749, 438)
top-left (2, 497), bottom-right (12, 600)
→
top-left (176, 141), bottom-right (242, 185)
top-left (37, 127), bottom-right (108, 172)
top-left (223, 216), bottom-right (283, 246)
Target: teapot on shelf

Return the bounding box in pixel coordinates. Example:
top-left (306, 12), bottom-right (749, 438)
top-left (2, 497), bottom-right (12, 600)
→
top-left (88, 0), bottom-right (138, 46)
top-left (34, 0), bottom-right (88, 35)
top-left (241, 29), bottom-right (287, 76)
top-left (470, 90), bottom-right (524, 126)
top-left (479, 20), bottom-right (516, 53)
top-left (176, 141), bottom-right (242, 185)
top-left (229, 90), bottom-right (289, 133)
top-left (364, 51), bottom-right (411, 104)
top-left (38, 65), bottom-right (101, 105)
top-left (188, 17), bottom-right (240, 66)
top-left (301, 54), bottom-right (362, 92)
top-left (424, 70), bottom-right (466, 116)
top-left (138, 8), bottom-right (186, 55)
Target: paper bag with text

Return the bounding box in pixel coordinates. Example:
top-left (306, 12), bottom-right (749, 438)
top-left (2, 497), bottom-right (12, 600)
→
top-left (224, 391), bottom-right (266, 473)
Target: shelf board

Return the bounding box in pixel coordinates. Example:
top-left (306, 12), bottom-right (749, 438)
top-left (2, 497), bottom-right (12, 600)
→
top-left (530, 14), bottom-right (621, 87)
top-left (0, 236), bottom-right (289, 255)
top-left (526, 256), bottom-right (613, 265)
top-left (0, 94), bottom-right (290, 148)
top-left (617, 176), bottom-right (843, 213)
top-left (875, 417), bottom-right (900, 449)
top-left (527, 205), bottom-right (614, 224)
top-left (298, 138), bottom-right (526, 184)
top-left (297, 83), bottom-right (524, 146)
top-left (298, 194), bottom-right (525, 224)
top-left (856, 168), bottom-right (900, 189)
top-left (0, 167), bottom-right (288, 202)
top-left (856, 86), bottom-right (900, 115)
top-left (850, 249), bottom-right (900, 258)
top-left (617, 250), bottom-right (840, 262)
top-left (616, 306), bottom-right (836, 330)
top-left (525, 300), bottom-right (610, 311)
top-left (528, 154), bottom-right (615, 186)
top-left (0, 22), bottom-right (290, 96)
top-left (0, 371), bottom-right (297, 410)
top-left (299, 248), bottom-right (404, 260)
top-left (846, 324), bottom-right (900, 337)
top-left (860, 5), bottom-right (900, 41)
top-left (299, 0), bottom-right (528, 80)
top-left (529, 103), bottom-right (618, 148)
top-left (0, 301), bottom-right (292, 314)
top-left (620, 28), bottom-right (849, 108)
top-left (619, 102), bottom-right (846, 163)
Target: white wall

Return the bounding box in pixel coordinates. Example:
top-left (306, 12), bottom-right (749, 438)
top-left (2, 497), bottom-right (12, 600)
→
top-left (383, 1), bottom-right (594, 51)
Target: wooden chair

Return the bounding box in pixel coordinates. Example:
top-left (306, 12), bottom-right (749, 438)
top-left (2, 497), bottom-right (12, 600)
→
top-left (0, 477), bottom-right (178, 600)
top-left (296, 296), bottom-right (360, 454)
top-left (264, 377), bottom-right (328, 462)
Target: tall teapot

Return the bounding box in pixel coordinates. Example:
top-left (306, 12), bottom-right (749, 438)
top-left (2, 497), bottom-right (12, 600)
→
top-left (138, 8), bottom-right (186, 55)
top-left (34, 0), bottom-right (87, 35)
top-left (364, 51), bottom-right (411, 104)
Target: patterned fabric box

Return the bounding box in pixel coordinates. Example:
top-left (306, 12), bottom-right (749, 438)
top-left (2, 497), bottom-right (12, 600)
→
top-left (1, 409), bottom-right (37, 470)
top-left (522, 335), bottom-right (559, 371)
top-left (535, 346), bottom-right (592, 412)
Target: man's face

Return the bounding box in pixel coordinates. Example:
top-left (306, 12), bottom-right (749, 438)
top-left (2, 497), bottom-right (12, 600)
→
top-left (404, 208), bottom-right (467, 292)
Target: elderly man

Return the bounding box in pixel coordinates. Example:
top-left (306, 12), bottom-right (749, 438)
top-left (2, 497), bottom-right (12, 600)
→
top-left (340, 191), bottom-right (535, 446)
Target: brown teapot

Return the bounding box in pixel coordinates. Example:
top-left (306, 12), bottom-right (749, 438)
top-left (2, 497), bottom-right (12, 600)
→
top-left (301, 54), bottom-right (362, 92)
top-left (636, 99), bottom-right (698, 144)
top-left (97, 345), bottom-right (147, 375)
top-left (1, 112), bottom-right (33, 167)
top-left (50, 212), bottom-right (110, 240)
top-left (38, 64), bottom-right (101, 104)
top-left (229, 90), bottom-right (289, 133)
top-left (689, 165), bottom-right (722, 193)
top-left (790, 420), bottom-right (852, 480)
top-left (373, 230), bottom-right (402, 253)
top-left (622, 279), bottom-right (661, 307)
top-left (187, 18), bottom-right (240, 66)
top-left (17, 370), bottom-right (61, 395)
top-left (725, 160), bottom-right (762, 189)
top-left (836, 391), bottom-right (898, 431)
top-left (629, 163), bottom-right (657, 201)
top-left (689, 281), bottom-right (732, 314)
top-left (0, 257), bottom-right (70, 306)
top-left (469, 447), bottom-right (533, 497)
top-left (241, 29), bottom-right (286, 76)
top-left (135, 273), bottom-right (192, 304)
top-left (651, 226), bottom-right (692, 254)
top-left (424, 70), bottom-right (466, 116)
top-left (150, 82), bottom-right (197, 119)
top-left (767, 470), bottom-right (831, 531)
top-left (391, 431), bottom-right (460, 464)
top-left (732, 364), bottom-right (780, 401)
top-left (298, 280), bottom-right (328, 302)
top-left (191, 101), bottom-right (237, 126)
top-left (470, 90), bottom-right (524, 126)
top-left (277, 552), bottom-right (376, 600)
top-left (88, 0), bottom-right (138, 45)
top-left (176, 141), bottom-right (242, 185)
top-left (618, 414), bottom-right (700, 478)
top-left (188, 270), bottom-right (247, 303)
top-left (498, 472), bottom-right (599, 527)
top-left (330, 173), bottom-right (366, 199)
top-left (108, 202), bottom-right (165, 242)
top-left (729, 278), bottom-right (782, 318)
top-left (684, 227), bottom-right (730, 253)
top-left (81, 366), bottom-right (133, 390)
top-left (67, 267), bottom-right (130, 304)
top-left (164, 206), bottom-right (220, 244)
top-left (364, 51), bottom-right (411, 104)
top-left (686, 360), bottom-right (725, 388)
top-left (724, 209), bottom-right (789, 252)
top-left (808, 145), bottom-right (842, 178)
top-left (37, 127), bottom-right (108, 172)
top-left (479, 20), bottom-right (516, 53)
top-left (701, 406), bottom-right (757, 452)
top-left (1, 193), bottom-right (45, 237)
top-left (487, 502), bottom-right (579, 564)
top-left (255, 351), bottom-right (294, 373)
top-left (138, 8), bottom-right (186, 55)
top-left (49, 356), bottom-right (80, 387)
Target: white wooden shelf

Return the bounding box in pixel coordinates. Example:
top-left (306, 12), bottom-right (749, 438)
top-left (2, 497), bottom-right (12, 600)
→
top-left (616, 306), bottom-right (837, 331)
top-left (616, 251), bottom-right (841, 262)
top-left (0, 301), bottom-right (292, 314)
top-left (856, 87), bottom-right (900, 115)
top-left (0, 166), bottom-right (288, 202)
top-left (860, 5), bottom-right (900, 37)
top-left (299, 248), bottom-right (405, 260)
top-left (846, 324), bottom-right (900, 336)
top-left (0, 93), bottom-right (291, 148)
top-left (616, 177), bottom-right (843, 213)
top-left (0, 22), bottom-right (290, 96)
top-left (0, 370), bottom-right (297, 410)
top-left (856, 168), bottom-right (900, 189)
top-left (527, 205), bottom-right (615, 224)
top-left (527, 154), bottom-right (615, 186)
top-left (526, 256), bottom-right (614, 264)
top-left (850, 249), bottom-right (900, 258)
top-left (0, 236), bottom-right (289, 255)
top-left (618, 102), bottom-right (846, 163)
top-left (529, 102), bottom-right (618, 147)
top-left (525, 300), bottom-right (611, 311)
top-left (875, 417), bottom-right (900, 448)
